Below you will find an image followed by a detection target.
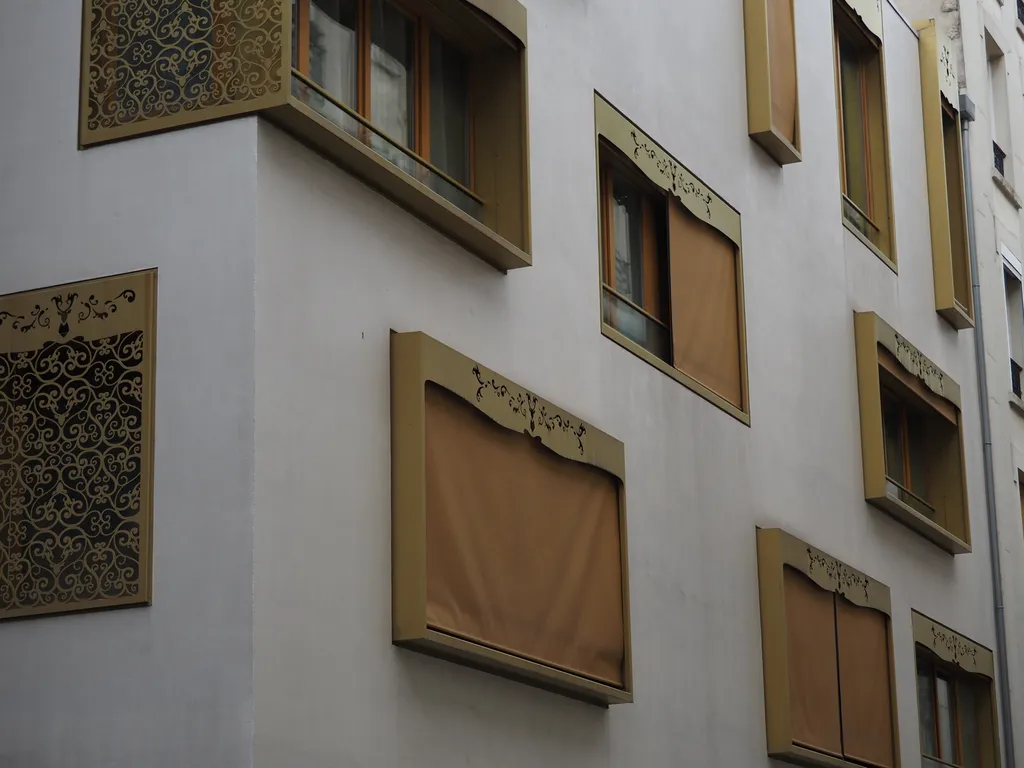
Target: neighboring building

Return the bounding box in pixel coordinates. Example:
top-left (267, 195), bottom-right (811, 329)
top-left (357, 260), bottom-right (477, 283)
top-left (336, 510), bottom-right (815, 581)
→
top-left (2, 1), bottom-right (1024, 767)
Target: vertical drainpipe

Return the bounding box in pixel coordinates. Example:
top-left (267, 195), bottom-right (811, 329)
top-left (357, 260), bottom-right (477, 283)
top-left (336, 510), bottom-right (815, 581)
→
top-left (961, 90), bottom-right (1017, 768)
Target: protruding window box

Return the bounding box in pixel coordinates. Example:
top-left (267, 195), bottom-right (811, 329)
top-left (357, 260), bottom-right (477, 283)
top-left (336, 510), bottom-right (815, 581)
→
top-left (756, 528), bottom-right (899, 768)
top-left (743, 0), bottom-right (802, 165)
top-left (916, 20), bottom-right (974, 329)
top-left (391, 331), bottom-right (632, 706)
top-left (854, 312), bottom-right (970, 554)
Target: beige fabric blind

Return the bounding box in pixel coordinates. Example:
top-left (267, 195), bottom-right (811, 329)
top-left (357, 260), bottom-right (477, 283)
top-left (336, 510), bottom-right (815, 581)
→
top-left (836, 597), bottom-right (895, 768)
top-left (668, 201), bottom-right (743, 408)
top-left (767, 0), bottom-right (798, 144)
top-left (424, 384), bottom-right (626, 686)
top-left (783, 567), bottom-right (843, 756)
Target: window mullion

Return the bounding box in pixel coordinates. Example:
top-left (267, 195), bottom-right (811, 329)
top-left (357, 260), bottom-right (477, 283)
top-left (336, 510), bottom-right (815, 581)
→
top-left (296, 0), bottom-right (311, 75)
top-left (358, 0), bottom-right (371, 118)
top-left (859, 57), bottom-right (875, 217)
top-left (418, 20), bottom-right (431, 160)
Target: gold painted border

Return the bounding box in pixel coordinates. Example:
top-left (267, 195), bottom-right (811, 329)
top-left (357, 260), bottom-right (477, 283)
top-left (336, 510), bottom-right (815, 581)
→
top-left (390, 330), bottom-right (632, 706)
top-left (757, 527), bottom-right (901, 768)
top-left (0, 269), bottom-right (157, 621)
top-left (743, 0), bottom-right (803, 165)
top-left (841, 0), bottom-right (883, 41)
top-left (854, 312), bottom-right (971, 554)
top-left (593, 93), bottom-right (750, 424)
top-left (916, 20), bottom-right (974, 330)
top-left (912, 611), bottom-right (994, 679)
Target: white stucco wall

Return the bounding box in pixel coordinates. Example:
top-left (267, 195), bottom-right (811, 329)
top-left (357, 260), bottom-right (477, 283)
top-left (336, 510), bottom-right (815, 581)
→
top-left (253, 2), bottom-right (1006, 766)
top-left (0, 3), bottom-right (258, 766)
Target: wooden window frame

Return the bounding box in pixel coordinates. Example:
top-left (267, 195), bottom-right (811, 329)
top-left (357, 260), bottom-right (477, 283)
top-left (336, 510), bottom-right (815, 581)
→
top-left (391, 330), bottom-right (633, 706)
top-left (917, 19), bottom-right (974, 329)
top-left (594, 93), bottom-right (750, 425)
top-left (756, 528), bottom-right (899, 768)
top-left (832, 1), bottom-right (896, 270)
top-left (912, 612), bottom-right (1000, 768)
top-left (854, 312), bottom-right (970, 554)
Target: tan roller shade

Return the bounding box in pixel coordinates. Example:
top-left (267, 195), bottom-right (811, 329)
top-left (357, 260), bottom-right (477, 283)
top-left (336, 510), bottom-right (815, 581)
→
top-left (424, 384), bottom-right (626, 687)
top-left (836, 597), bottom-right (895, 768)
top-left (768, 0), bottom-right (798, 144)
top-left (668, 201), bottom-right (743, 408)
top-left (783, 567), bottom-right (843, 756)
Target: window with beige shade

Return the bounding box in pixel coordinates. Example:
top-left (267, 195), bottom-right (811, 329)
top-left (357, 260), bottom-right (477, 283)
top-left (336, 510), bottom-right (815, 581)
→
top-left (391, 331), bottom-right (632, 706)
top-left (0, 271), bottom-right (157, 621)
top-left (833, 0), bottom-right (895, 267)
top-left (854, 312), bottom-right (970, 554)
top-left (917, 20), bottom-right (973, 329)
top-left (757, 528), bottom-right (898, 768)
top-left (743, 0), bottom-right (801, 164)
top-left (913, 612), bottom-right (1001, 768)
top-left (595, 93), bottom-right (749, 424)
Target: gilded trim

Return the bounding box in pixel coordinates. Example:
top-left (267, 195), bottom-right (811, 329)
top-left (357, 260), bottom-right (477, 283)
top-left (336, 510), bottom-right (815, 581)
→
top-left (912, 611), bottom-right (995, 679)
top-left (594, 93), bottom-right (742, 247)
top-left (743, 0), bottom-right (802, 165)
top-left (390, 331), bottom-right (631, 706)
top-left (756, 528), bottom-right (900, 768)
top-left (841, 0), bottom-right (883, 40)
top-left (869, 313), bottom-right (961, 407)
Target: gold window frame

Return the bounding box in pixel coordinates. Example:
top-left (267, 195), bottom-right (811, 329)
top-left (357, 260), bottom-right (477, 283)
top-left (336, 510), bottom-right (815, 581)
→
top-left (854, 311), bottom-right (970, 554)
top-left (743, 0), bottom-right (802, 165)
top-left (916, 19), bottom-right (974, 330)
top-left (832, 0), bottom-right (897, 270)
top-left (756, 527), bottom-right (900, 768)
top-left (0, 270), bottom-right (157, 621)
top-left (391, 330), bottom-right (632, 706)
top-left (912, 611), bottom-right (1001, 768)
top-left (593, 93), bottom-right (750, 425)
top-left (79, 0), bottom-right (531, 274)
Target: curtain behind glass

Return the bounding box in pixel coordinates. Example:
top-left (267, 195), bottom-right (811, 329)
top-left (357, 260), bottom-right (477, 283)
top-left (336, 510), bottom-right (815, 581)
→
top-left (309, 0), bottom-right (358, 108)
top-left (430, 33), bottom-right (470, 186)
top-left (371, 0), bottom-right (415, 154)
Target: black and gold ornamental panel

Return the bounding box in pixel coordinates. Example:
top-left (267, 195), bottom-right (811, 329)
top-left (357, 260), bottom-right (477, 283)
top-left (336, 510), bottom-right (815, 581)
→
top-left (0, 271), bottom-right (156, 621)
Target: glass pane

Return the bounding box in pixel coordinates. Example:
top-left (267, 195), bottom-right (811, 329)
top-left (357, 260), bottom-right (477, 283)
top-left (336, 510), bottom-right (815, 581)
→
top-left (918, 669), bottom-right (939, 758)
top-left (882, 395), bottom-right (906, 485)
top-left (959, 682), bottom-right (981, 768)
top-left (602, 290), bottom-right (670, 361)
top-left (907, 410), bottom-right (932, 507)
top-left (309, 0), bottom-right (359, 108)
top-left (610, 176), bottom-right (646, 307)
top-left (936, 676), bottom-right (957, 761)
top-left (430, 33), bottom-right (471, 187)
top-left (839, 38), bottom-right (869, 214)
top-left (371, 0), bottom-right (416, 153)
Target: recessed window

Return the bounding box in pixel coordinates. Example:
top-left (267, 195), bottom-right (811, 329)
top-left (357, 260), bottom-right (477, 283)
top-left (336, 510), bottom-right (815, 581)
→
top-left (595, 95), bottom-right (749, 422)
top-left (833, 1), bottom-right (894, 264)
top-left (854, 312), bottom-right (970, 554)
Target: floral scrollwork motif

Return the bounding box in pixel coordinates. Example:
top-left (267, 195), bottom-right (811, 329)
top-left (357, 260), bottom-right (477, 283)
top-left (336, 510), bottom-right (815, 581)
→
top-left (85, 0), bottom-right (284, 133)
top-left (630, 130), bottom-right (714, 218)
top-left (806, 548), bottom-right (871, 602)
top-left (0, 290), bottom-right (136, 339)
top-left (0, 331), bottom-right (147, 616)
top-left (472, 366), bottom-right (587, 455)
top-left (930, 627), bottom-right (978, 670)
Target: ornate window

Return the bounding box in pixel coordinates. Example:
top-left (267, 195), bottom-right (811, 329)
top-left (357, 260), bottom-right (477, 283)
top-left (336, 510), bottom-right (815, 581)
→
top-left (0, 271), bottom-right (156, 621)
top-left (391, 331), bottom-right (632, 705)
top-left (833, 0), bottom-right (896, 267)
top-left (743, 0), bottom-right (801, 165)
top-left (917, 20), bottom-right (973, 329)
top-left (79, 0), bottom-right (530, 273)
top-left (913, 612), bottom-right (1000, 768)
top-left (757, 528), bottom-right (898, 768)
top-left (595, 93), bottom-right (749, 423)
top-left (854, 312), bottom-right (970, 554)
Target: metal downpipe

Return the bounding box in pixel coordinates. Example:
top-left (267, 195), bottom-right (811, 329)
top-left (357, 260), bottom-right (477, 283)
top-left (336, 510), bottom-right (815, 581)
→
top-left (961, 92), bottom-right (1016, 768)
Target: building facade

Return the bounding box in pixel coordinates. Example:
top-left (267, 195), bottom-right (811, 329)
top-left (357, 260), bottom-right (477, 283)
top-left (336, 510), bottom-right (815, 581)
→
top-left (2, 0), bottom-right (1024, 766)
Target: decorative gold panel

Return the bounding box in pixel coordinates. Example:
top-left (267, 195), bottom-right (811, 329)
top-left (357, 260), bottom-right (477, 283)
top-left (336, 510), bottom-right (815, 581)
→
top-left (0, 271), bottom-right (156, 620)
top-left (80, 0), bottom-right (289, 146)
top-left (912, 611), bottom-right (994, 679)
